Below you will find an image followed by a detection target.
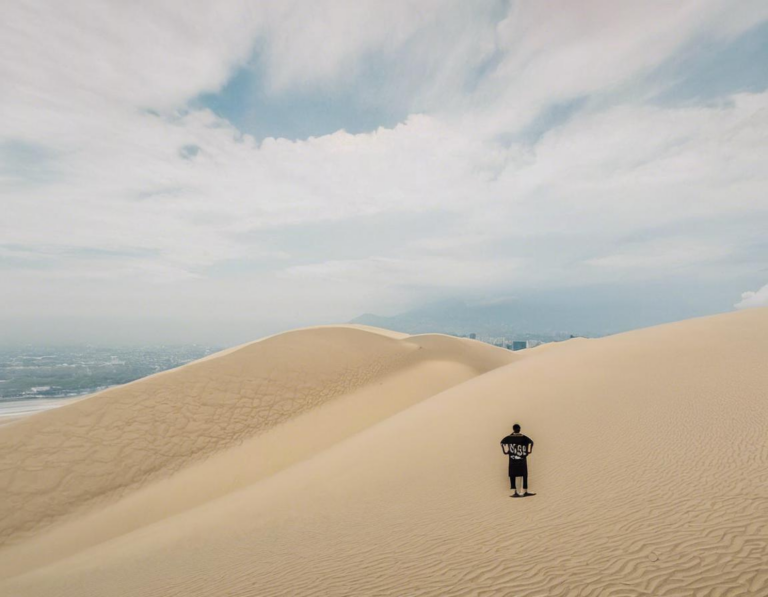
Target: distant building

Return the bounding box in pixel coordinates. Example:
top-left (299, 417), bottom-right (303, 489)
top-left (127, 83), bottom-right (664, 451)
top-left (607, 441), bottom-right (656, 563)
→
top-left (511, 341), bottom-right (528, 351)
top-left (469, 333), bottom-right (476, 340)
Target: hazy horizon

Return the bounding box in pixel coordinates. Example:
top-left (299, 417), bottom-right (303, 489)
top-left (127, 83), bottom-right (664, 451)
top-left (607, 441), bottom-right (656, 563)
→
top-left (2, 1), bottom-right (767, 345)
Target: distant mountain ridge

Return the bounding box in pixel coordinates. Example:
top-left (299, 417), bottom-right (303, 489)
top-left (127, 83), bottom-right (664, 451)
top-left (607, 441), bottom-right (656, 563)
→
top-left (350, 298), bottom-right (584, 338)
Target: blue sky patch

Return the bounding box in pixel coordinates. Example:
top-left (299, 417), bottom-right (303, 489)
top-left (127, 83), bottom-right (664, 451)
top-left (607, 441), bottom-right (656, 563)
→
top-left (0, 140), bottom-right (58, 185)
top-left (651, 20), bottom-right (768, 104)
top-left (195, 51), bottom-right (409, 141)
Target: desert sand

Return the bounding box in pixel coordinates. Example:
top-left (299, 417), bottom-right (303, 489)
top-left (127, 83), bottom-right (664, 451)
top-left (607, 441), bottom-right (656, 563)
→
top-left (1, 310), bottom-right (767, 596)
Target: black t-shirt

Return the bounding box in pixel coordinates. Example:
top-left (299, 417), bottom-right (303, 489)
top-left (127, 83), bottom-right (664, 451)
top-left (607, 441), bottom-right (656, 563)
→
top-left (501, 434), bottom-right (533, 460)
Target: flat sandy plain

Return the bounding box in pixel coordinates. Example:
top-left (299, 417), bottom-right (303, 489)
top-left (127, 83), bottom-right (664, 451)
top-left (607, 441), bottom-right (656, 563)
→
top-left (0, 309), bottom-right (766, 596)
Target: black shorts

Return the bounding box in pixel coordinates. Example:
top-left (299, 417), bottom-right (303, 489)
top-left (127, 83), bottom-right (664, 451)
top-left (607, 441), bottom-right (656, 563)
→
top-left (509, 459), bottom-right (527, 478)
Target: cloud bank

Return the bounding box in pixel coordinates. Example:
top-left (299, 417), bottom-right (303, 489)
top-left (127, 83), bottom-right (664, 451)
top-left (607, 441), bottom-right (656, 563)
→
top-left (735, 284), bottom-right (768, 309)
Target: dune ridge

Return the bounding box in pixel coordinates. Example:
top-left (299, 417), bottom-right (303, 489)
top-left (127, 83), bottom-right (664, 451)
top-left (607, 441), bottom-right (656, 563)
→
top-left (0, 326), bottom-right (514, 555)
top-left (2, 309), bottom-right (768, 596)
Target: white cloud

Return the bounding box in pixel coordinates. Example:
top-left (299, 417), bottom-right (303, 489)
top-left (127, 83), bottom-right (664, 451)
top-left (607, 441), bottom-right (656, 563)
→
top-left (584, 239), bottom-right (732, 271)
top-left (0, 1), bottom-right (260, 113)
top-left (283, 255), bottom-right (522, 289)
top-left (5, 92), bottom-right (761, 290)
top-left (735, 284), bottom-right (768, 309)
top-left (455, 0), bottom-right (768, 136)
top-left (259, 0), bottom-right (500, 94)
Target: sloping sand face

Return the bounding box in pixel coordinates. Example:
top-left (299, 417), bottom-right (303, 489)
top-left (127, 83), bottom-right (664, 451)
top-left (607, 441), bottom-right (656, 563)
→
top-left (2, 310), bottom-right (767, 596)
top-left (0, 326), bottom-right (515, 571)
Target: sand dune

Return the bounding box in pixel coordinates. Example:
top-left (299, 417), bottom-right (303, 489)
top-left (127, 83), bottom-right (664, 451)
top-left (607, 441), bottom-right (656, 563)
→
top-left (0, 325), bottom-right (515, 575)
top-left (1, 310), bottom-right (767, 596)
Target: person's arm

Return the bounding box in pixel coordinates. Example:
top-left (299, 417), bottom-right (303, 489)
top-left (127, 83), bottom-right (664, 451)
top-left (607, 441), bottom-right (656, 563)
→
top-left (500, 440), bottom-right (509, 455)
top-left (527, 438), bottom-right (534, 455)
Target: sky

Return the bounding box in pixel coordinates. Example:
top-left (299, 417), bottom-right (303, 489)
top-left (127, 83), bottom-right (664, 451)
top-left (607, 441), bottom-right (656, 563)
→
top-left (1, 0), bottom-right (767, 345)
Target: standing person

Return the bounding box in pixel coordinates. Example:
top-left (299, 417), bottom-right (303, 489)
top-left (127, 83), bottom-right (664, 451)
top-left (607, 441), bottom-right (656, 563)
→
top-left (500, 424), bottom-right (535, 497)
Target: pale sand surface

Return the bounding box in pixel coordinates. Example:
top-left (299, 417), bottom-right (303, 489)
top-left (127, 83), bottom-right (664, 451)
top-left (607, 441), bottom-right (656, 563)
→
top-left (1, 310), bottom-right (767, 595)
top-left (0, 326), bottom-right (515, 576)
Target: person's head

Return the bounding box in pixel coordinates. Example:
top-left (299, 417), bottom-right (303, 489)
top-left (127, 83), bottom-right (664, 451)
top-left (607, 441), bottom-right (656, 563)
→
top-left (513, 423), bottom-right (521, 433)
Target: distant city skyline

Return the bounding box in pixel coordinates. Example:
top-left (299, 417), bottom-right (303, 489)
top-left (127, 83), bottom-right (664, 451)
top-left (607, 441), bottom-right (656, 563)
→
top-left (0, 344), bottom-right (221, 402)
top-left (2, 1), bottom-right (767, 345)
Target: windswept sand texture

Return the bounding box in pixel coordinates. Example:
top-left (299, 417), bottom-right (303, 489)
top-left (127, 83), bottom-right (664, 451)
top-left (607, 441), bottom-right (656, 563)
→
top-left (2, 310), bottom-right (768, 596)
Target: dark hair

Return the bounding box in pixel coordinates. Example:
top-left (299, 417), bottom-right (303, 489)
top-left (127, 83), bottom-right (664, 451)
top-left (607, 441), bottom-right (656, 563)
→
top-left (513, 423), bottom-right (521, 433)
